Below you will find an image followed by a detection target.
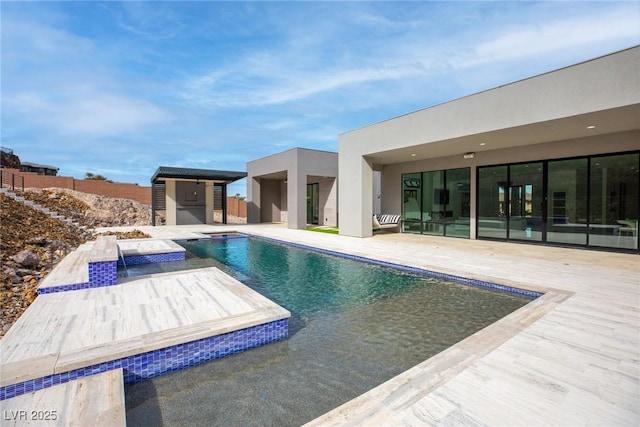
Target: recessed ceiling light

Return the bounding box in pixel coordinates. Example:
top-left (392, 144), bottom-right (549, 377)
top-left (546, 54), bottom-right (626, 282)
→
top-left (587, 125), bottom-right (596, 129)
top-left (479, 142), bottom-right (486, 146)
top-left (411, 153), bottom-right (416, 157)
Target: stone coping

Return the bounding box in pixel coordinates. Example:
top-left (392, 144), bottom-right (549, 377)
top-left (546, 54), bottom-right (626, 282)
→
top-left (117, 238), bottom-right (186, 257)
top-left (38, 243), bottom-right (92, 290)
top-left (87, 235), bottom-right (118, 263)
top-left (0, 369), bottom-right (125, 427)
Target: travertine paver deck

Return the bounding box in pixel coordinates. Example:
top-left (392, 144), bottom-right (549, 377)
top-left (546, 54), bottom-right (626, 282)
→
top-left (1, 267), bottom-right (290, 387)
top-left (95, 224), bottom-right (639, 426)
top-left (1, 369), bottom-right (125, 427)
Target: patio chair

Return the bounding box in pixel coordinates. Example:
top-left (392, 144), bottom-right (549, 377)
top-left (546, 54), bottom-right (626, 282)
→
top-left (373, 214), bottom-right (401, 232)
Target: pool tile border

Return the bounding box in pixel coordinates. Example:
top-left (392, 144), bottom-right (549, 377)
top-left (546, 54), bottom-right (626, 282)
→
top-left (248, 234), bottom-right (543, 299)
top-left (39, 281), bottom-right (92, 294)
top-left (119, 251), bottom-right (185, 266)
top-left (40, 252), bottom-right (185, 294)
top-left (0, 319), bottom-right (288, 401)
top-left (88, 260), bottom-right (118, 287)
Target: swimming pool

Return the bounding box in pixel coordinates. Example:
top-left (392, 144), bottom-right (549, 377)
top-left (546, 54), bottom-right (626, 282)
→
top-left (125, 235), bottom-right (534, 426)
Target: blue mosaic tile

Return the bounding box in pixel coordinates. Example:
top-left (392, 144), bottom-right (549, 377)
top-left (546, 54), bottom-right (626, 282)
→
top-left (119, 251), bottom-right (185, 266)
top-left (88, 260), bottom-right (117, 287)
top-left (249, 234), bottom-right (543, 299)
top-left (38, 282), bottom-right (90, 294)
top-left (0, 319), bottom-right (288, 401)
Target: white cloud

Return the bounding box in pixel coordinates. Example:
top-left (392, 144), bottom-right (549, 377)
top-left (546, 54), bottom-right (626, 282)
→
top-left (7, 91), bottom-right (169, 136)
top-left (180, 4), bottom-right (639, 111)
top-left (109, 1), bottom-right (186, 40)
top-left (4, 0), bottom-right (639, 191)
top-left (181, 59), bottom-right (429, 109)
top-left (2, 19), bottom-right (94, 63)
top-left (465, 7), bottom-right (640, 66)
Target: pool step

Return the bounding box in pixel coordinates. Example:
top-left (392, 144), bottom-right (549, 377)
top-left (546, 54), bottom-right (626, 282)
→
top-left (2, 267), bottom-right (290, 401)
top-left (38, 243), bottom-right (92, 292)
top-left (1, 369), bottom-right (125, 427)
top-left (38, 236), bottom-right (119, 294)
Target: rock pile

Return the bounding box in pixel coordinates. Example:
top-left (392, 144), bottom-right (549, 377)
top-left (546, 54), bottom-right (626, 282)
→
top-left (19, 188), bottom-right (156, 228)
top-left (1, 189), bottom-right (154, 337)
top-left (1, 194), bottom-right (89, 336)
top-left (96, 230), bottom-right (151, 239)
top-left (1, 150), bottom-right (21, 169)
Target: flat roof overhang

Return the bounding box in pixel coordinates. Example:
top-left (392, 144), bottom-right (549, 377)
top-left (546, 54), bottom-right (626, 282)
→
top-left (340, 46), bottom-right (640, 165)
top-left (365, 104), bottom-right (640, 165)
top-left (151, 166), bottom-right (247, 184)
top-left (253, 170), bottom-right (288, 180)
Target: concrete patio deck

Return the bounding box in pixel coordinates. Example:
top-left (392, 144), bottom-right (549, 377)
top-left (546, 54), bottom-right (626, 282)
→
top-left (96, 223), bottom-right (639, 426)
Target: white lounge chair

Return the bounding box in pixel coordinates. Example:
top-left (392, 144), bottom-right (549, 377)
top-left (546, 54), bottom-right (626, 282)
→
top-left (373, 214), bottom-right (401, 232)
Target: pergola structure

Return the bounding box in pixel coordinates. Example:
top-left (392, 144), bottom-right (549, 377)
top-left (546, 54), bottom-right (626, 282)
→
top-left (151, 166), bottom-right (246, 226)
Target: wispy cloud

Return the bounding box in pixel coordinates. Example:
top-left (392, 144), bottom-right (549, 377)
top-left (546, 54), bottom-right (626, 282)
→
top-left (464, 6), bottom-right (640, 66)
top-left (2, 18), bottom-right (94, 66)
top-left (182, 61), bottom-right (429, 108)
top-left (2, 1), bottom-right (638, 188)
top-left (8, 91), bottom-right (168, 136)
top-left (180, 3), bottom-right (640, 112)
top-left (108, 1), bottom-right (187, 40)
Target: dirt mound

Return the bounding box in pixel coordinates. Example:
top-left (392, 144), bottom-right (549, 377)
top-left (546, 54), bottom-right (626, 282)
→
top-left (1, 194), bottom-right (90, 336)
top-left (20, 188), bottom-right (156, 227)
top-left (1, 188), bottom-right (155, 337)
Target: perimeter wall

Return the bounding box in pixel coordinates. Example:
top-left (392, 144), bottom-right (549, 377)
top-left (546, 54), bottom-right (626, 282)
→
top-left (0, 167), bottom-right (247, 217)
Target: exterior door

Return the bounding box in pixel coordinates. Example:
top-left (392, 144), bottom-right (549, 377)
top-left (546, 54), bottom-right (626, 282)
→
top-left (307, 183), bottom-right (319, 225)
top-left (478, 152), bottom-right (639, 252)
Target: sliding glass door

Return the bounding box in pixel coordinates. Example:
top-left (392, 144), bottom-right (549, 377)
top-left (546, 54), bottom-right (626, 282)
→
top-left (478, 152), bottom-right (639, 251)
top-left (589, 154), bottom-right (639, 250)
top-left (421, 170), bottom-right (444, 236)
top-left (547, 158), bottom-right (588, 245)
top-left (445, 168), bottom-right (471, 238)
top-left (402, 173), bottom-right (422, 233)
top-left (402, 168), bottom-right (470, 238)
top-left (478, 166), bottom-right (507, 239)
top-left (508, 162), bottom-right (543, 242)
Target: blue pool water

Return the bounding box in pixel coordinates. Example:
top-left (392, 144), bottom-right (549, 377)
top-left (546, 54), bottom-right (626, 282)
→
top-left (125, 236), bottom-right (534, 426)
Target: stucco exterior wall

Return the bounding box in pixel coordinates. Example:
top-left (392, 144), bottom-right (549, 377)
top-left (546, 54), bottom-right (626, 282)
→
top-left (260, 179), bottom-right (283, 222)
top-left (165, 180), bottom-right (177, 225)
top-left (339, 47), bottom-right (640, 237)
top-left (246, 148), bottom-right (338, 229)
top-left (341, 47), bottom-right (639, 157)
top-left (381, 130), bottom-right (639, 239)
top-left (162, 178), bottom-right (220, 226)
top-left (308, 175), bottom-right (338, 226)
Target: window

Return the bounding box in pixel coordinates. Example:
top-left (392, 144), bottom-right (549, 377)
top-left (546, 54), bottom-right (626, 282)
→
top-left (402, 173), bottom-right (422, 233)
top-left (589, 154), bottom-right (639, 250)
top-left (402, 168), bottom-right (470, 238)
top-left (445, 168), bottom-right (470, 238)
top-left (478, 166), bottom-right (508, 239)
top-left (508, 162), bottom-right (543, 242)
top-left (547, 158), bottom-right (588, 245)
top-left (477, 152), bottom-right (639, 251)
top-left (422, 170), bottom-right (444, 236)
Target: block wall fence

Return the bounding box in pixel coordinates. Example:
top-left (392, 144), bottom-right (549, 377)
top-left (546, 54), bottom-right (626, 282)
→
top-left (0, 167), bottom-right (247, 217)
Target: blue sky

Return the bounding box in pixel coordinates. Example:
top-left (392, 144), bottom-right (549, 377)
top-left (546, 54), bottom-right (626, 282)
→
top-left (2, 1), bottom-right (639, 197)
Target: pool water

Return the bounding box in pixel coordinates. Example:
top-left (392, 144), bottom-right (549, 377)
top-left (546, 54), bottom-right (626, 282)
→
top-left (125, 236), bottom-right (533, 426)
